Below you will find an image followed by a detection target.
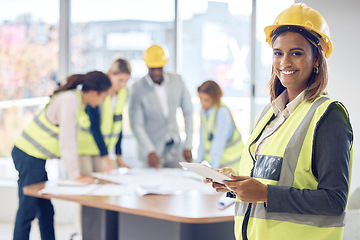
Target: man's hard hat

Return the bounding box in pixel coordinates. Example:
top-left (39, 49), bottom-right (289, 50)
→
top-left (143, 44), bottom-right (169, 68)
top-left (264, 3), bottom-right (333, 58)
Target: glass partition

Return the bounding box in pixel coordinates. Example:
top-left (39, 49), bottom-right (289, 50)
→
top-left (0, 0), bottom-right (59, 179)
top-left (254, 0), bottom-right (294, 118)
top-left (0, 0), bottom-right (295, 176)
top-left (70, 0), bottom-right (175, 78)
top-left (180, 0), bottom-right (252, 155)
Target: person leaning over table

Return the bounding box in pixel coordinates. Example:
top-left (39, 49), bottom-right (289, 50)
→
top-left (197, 80), bottom-right (244, 170)
top-left (206, 3), bottom-right (352, 240)
top-left (77, 58), bottom-right (132, 175)
top-left (129, 44), bottom-right (193, 168)
top-left (11, 71), bottom-right (111, 240)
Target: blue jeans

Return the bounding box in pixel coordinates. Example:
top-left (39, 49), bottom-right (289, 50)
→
top-left (12, 146), bottom-right (55, 240)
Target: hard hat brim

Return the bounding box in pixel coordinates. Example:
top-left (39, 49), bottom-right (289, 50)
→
top-left (145, 59), bottom-right (168, 68)
top-left (264, 24), bottom-right (333, 58)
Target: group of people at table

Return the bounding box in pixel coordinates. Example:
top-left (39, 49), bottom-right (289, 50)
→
top-left (11, 3), bottom-right (353, 240)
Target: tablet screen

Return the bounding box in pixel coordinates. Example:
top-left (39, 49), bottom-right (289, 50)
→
top-left (179, 162), bottom-right (232, 183)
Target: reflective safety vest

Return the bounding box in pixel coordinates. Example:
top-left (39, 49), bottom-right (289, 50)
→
top-left (14, 90), bottom-right (84, 159)
top-left (77, 88), bottom-right (128, 155)
top-left (235, 96), bottom-right (353, 240)
top-left (201, 103), bottom-right (244, 169)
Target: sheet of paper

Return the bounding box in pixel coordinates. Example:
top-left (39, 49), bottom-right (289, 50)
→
top-left (91, 168), bottom-right (217, 195)
top-left (39, 184), bottom-right (98, 195)
top-left (40, 183), bottom-right (135, 196)
top-left (40, 168), bottom-right (217, 196)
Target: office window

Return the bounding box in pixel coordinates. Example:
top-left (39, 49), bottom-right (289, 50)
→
top-left (180, 0), bottom-right (253, 149)
top-left (70, 0), bottom-right (175, 78)
top-left (0, 0), bottom-right (59, 179)
top-left (0, 0), bottom-right (296, 176)
top-left (254, 0), bottom-right (294, 117)
top-left (70, 0), bottom-right (175, 165)
top-left (180, 0), bottom-right (294, 154)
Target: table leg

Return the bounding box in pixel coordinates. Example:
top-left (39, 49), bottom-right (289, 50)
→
top-left (118, 212), bottom-right (235, 240)
top-left (82, 206), bottom-right (118, 240)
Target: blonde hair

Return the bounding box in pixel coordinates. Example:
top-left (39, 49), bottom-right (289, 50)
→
top-left (269, 32), bottom-right (328, 103)
top-left (108, 58), bottom-right (132, 75)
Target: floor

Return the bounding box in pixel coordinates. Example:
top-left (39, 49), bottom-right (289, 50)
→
top-left (0, 220), bottom-right (82, 240)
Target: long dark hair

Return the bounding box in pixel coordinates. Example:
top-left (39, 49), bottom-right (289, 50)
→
top-left (52, 71), bottom-right (111, 96)
top-left (269, 27), bottom-right (328, 103)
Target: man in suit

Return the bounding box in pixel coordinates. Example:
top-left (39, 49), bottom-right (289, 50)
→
top-left (129, 44), bottom-right (193, 168)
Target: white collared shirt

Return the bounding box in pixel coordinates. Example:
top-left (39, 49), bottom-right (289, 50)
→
top-left (146, 74), bottom-right (169, 119)
top-left (254, 90), bottom-right (305, 160)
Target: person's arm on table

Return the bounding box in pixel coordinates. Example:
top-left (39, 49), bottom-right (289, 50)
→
top-left (115, 131), bottom-right (131, 168)
top-left (197, 124), bottom-right (205, 163)
top-left (179, 78), bottom-right (193, 162)
top-left (58, 92), bottom-right (94, 183)
top-left (209, 107), bottom-right (234, 168)
top-left (87, 105), bottom-right (116, 172)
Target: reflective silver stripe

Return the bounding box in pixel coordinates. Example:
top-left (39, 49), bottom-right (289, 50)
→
top-left (278, 97), bottom-right (329, 187)
top-left (80, 127), bottom-right (91, 133)
top-left (79, 128), bottom-right (121, 139)
top-left (234, 97), bottom-right (343, 229)
top-left (21, 131), bottom-right (59, 159)
top-left (103, 133), bottom-right (121, 139)
top-left (235, 202), bottom-right (345, 228)
top-left (254, 103), bottom-right (272, 129)
top-left (220, 157), bottom-right (241, 168)
top-left (33, 115), bottom-right (59, 139)
top-left (235, 201), bottom-right (249, 216)
top-left (225, 135), bottom-right (242, 148)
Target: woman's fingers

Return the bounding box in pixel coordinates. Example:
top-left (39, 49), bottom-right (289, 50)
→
top-left (75, 176), bottom-right (95, 184)
top-left (212, 182), bottom-right (230, 192)
top-left (222, 176), bottom-right (268, 203)
top-left (203, 178), bottom-right (213, 183)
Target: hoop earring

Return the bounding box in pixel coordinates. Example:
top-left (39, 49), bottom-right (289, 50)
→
top-left (314, 66), bottom-right (319, 74)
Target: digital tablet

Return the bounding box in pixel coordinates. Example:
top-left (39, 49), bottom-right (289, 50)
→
top-left (179, 162), bottom-right (232, 183)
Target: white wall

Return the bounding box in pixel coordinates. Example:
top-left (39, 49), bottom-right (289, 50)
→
top-left (0, 182), bottom-right (81, 225)
top-left (294, 0), bottom-right (360, 194)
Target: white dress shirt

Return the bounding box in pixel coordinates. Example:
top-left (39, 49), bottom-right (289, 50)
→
top-left (254, 90), bottom-right (305, 160)
top-left (146, 74), bottom-right (169, 119)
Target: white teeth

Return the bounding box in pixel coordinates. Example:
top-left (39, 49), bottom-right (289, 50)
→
top-left (282, 70), bottom-right (295, 75)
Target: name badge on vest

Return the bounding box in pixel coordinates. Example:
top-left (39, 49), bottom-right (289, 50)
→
top-left (113, 114), bottom-right (123, 122)
top-left (208, 133), bottom-right (214, 141)
top-left (253, 155), bottom-right (283, 181)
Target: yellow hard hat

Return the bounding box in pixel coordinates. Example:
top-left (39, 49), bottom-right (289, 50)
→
top-left (264, 3), bottom-right (333, 58)
top-left (143, 44), bottom-right (169, 68)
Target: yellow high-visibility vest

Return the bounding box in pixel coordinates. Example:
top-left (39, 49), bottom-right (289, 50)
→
top-left (235, 96), bottom-right (353, 240)
top-left (201, 103), bottom-right (244, 170)
top-left (14, 90), bottom-right (84, 159)
top-left (78, 88), bottom-right (127, 155)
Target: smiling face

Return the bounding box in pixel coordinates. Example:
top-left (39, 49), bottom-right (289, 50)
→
top-left (272, 31), bottom-right (319, 101)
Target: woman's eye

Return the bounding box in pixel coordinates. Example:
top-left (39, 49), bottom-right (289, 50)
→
top-left (292, 51), bottom-right (302, 56)
top-left (273, 51), bottom-right (282, 56)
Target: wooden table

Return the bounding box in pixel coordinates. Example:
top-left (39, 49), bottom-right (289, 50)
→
top-left (24, 182), bottom-right (235, 240)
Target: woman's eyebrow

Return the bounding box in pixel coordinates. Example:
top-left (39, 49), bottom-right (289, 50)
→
top-left (273, 47), bottom-right (305, 51)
